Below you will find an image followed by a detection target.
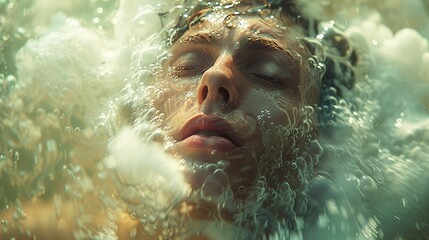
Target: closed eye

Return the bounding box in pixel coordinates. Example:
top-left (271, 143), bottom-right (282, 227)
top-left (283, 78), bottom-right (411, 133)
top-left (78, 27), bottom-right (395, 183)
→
top-left (237, 50), bottom-right (300, 89)
top-left (169, 50), bottom-right (211, 77)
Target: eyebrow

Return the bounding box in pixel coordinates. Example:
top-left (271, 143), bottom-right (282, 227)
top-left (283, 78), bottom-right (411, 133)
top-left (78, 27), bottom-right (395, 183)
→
top-left (177, 31), bottom-right (288, 53)
top-left (241, 35), bottom-right (286, 52)
top-left (178, 31), bottom-right (221, 45)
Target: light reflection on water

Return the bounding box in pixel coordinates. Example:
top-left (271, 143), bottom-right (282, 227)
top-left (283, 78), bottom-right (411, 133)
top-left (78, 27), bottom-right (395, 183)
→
top-left (1, 0), bottom-right (429, 239)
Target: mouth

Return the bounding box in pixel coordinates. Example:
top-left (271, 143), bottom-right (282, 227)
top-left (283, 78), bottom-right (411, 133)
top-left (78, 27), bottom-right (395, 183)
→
top-left (175, 115), bottom-right (241, 156)
top-left (172, 115), bottom-right (257, 194)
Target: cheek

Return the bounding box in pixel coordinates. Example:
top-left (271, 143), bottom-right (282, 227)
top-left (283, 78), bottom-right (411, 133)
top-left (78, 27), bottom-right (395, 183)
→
top-left (245, 89), bottom-right (301, 129)
top-left (152, 78), bottom-right (200, 129)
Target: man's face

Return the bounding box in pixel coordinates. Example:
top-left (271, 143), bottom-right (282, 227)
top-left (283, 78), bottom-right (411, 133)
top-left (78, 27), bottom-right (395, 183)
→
top-left (152, 11), bottom-right (317, 201)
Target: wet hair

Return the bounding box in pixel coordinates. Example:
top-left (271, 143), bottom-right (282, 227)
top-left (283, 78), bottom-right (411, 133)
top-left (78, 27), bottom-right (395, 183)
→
top-left (168, 0), bottom-right (310, 44)
top-left (166, 0), bottom-right (359, 123)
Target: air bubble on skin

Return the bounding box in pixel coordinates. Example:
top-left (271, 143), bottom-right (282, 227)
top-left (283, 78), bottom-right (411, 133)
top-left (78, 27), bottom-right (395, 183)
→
top-left (156, 90), bottom-right (166, 102)
top-left (233, 41), bottom-right (240, 49)
top-left (201, 176), bottom-right (224, 201)
top-left (213, 169), bottom-right (229, 186)
top-left (205, 163), bottom-right (217, 174)
top-left (185, 91), bottom-right (194, 101)
top-left (216, 160), bottom-right (226, 170)
top-left (257, 109), bottom-right (271, 126)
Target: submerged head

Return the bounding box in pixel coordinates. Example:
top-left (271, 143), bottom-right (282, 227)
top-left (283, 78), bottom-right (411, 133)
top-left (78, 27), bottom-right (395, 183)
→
top-left (152, 0), bottom-right (320, 217)
top-left (115, 0), bottom-right (357, 237)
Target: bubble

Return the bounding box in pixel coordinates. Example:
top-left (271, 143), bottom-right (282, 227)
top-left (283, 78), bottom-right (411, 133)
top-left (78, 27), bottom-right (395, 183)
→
top-left (147, 129), bottom-right (166, 142)
top-left (93, 17), bottom-right (100, 24)
top-left (233, 41), bottom-right (240, 49)
top-left (205, 164), bottom-right (217, 174)
top-left (216, 160), bottom-right (225, 170)
top-left (6, 74), bottom-right (16, 86)
top-left (358, 175), bottom-right (378, 198)
top-left (36, 108), bottom-right (46, 121)
top-left (201, 176), bottom-right (224, 201)
top-left (280, 182), bottom-right (290, 192)
top-left (213, 169), bottom-right (229, 186)
top-left (38, 185), bottom-right (46, 196)
top-left (238, 185), bottom-right (246, 194)
top-left (211, 150), bottom-right (217, 156)
top-left (294, 192), bottom-right (308, 216)
top-left (296, 157), bottom-right (306, 170)
top-left (53, 109), bottom-right (61, 117)
top-left (13, 208), bottom-right (26, 221)
top-left (64, 126), bottom-right (72, 133)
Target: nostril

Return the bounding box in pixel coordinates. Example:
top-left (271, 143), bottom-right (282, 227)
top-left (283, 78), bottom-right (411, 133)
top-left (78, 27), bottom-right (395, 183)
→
top-left (219, 87), bottom-right (230, 102)
top-left (201, 85), bottom-right (209, 101)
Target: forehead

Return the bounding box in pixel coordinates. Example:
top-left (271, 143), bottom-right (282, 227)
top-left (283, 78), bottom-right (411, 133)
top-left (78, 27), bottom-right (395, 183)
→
top-left (175, 11), bottom-right (302, 47)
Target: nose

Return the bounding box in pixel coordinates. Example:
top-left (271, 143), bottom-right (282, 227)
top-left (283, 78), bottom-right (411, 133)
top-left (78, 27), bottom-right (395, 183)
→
top-left (197, 53), bottom-right (238, 107)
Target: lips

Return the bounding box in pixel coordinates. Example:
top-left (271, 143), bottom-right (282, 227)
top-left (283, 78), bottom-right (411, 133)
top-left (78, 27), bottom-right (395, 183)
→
top-left (175, 115), bottom-right (241, 155)
top-left (173, 115), bottom-right (259, 205)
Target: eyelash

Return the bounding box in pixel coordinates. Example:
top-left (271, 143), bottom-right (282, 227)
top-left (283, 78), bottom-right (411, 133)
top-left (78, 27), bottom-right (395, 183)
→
top-left (171, 64), bottom-right (207, 77)
top-left (249, 72), bottom-right (285, 86)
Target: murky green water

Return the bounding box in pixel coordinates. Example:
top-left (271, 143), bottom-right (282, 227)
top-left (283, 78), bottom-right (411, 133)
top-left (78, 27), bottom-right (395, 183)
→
top-left (1, 0), bottom-right (429, 239)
